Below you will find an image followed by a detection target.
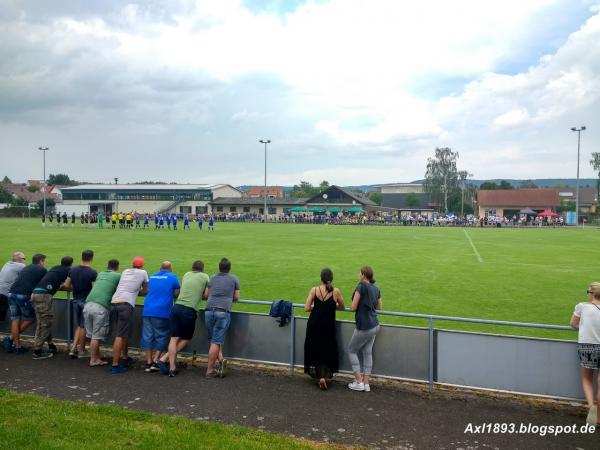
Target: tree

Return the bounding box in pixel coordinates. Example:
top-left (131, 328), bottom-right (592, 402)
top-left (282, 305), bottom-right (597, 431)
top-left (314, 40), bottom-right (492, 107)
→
top-left (498, 180), bottom-right (513, 189)
top-left (291, 181), bottom-right (321, 198)
top-left (519, 180), bottom-right (538, 189)
top-left (47, 173), bottom-right (78, 186)
top-left (405, 192), bottom-right (421, 208)
top-left (424, 147), bottom-right (459, 213)
top-left (0, 187), bottom-right (14, 204)
top-left (319, 180), bottom-right (330, 191)
top-left (27, 185), bottom-right (40, 192)
top-left (368, 192), bottom-right (383, 205)
top-left (37, 198), bottom-right (55, 210)
top-left (590, 153), bottom-right (600, 199)
top-left (1, 176), bottom-right (12, 183)
top-left (479, 182), bottom-right (498, 190)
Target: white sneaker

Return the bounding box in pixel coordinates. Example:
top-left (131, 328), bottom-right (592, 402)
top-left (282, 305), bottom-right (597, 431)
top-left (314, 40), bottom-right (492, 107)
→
top-left (348, 381), bottom-right (365, 391)
top-left (364, 384), bottom-right (371, 392)
top-left (586, 405), bottom-right (597, 426)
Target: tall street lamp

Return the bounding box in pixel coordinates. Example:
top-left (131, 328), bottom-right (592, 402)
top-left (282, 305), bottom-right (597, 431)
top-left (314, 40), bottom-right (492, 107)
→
top-left (38, 146), bottom-right (49, 216)
top-left (571, 126), bottom-right (586, 226)
top-left (259, 139), bottom-right (271, 223)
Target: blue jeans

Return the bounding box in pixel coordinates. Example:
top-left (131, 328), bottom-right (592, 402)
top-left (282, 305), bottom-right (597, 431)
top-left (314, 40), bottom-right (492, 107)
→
top-left (73, 299), bottom-right (86, 328)
top-left (8, 293), bottom-right (36, 321)
top-left (140, 317), bottom-right (171, 351)
top-left (204, 310), bottom-right (231, 345)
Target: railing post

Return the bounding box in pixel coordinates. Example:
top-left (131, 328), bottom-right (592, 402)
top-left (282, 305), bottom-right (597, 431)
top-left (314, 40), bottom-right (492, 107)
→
top-left (66, 291), bottom-right (72, 348)
top-left (289, 306), bottom-right (296, 375)
top-left (428, 317), bottom-right (434, 394)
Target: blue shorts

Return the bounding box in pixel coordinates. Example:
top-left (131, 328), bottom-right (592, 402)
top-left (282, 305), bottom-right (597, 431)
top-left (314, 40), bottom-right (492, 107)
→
top-left (8, 293), bottom-right (36, 321)
top-left (74, 299), bottom-right (86, 328)
top-left (204, 310), bottom-right (231, 345)
top-left (140, 317), bottom-right (171, 351)
top-left (169, 304), bottom-right (197, 341)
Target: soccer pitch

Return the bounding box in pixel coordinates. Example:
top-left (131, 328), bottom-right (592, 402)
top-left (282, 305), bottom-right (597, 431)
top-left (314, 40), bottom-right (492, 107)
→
top-left (1, 219), bottom-right (597, 339)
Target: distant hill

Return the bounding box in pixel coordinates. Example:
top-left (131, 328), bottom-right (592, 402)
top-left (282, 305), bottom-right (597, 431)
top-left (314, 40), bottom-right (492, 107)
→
top-left (239, 179), bottom-right (597, 194)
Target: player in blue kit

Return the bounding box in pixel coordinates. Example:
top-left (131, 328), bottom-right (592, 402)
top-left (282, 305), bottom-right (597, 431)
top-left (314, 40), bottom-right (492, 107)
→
top-left (172, 214), bottom-right (178, 230)
top-left (154, 214), bottom-right (159, 229)
top-left (208, 215), bottom-right (214, 231)
top-left (144, 214), bottom-right (149, 229)
top-left (183, 214), bottom-right (190, 230)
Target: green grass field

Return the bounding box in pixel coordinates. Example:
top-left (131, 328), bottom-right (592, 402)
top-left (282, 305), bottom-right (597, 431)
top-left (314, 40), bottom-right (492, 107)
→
top-left (0, 389), bottom-right (329, 450)
top-left (1, 218), bottom-right (597, 339)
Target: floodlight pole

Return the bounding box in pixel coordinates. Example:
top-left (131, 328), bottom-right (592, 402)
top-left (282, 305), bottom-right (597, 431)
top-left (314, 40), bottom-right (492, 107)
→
top-left (38, 146), bottom-right (49, 216)
top-left (571, 126), bottom-right (586, 226)
top-left (259, 139), bottom-right (271, 223)
top-left (114, 177), bottom-right (119, 213)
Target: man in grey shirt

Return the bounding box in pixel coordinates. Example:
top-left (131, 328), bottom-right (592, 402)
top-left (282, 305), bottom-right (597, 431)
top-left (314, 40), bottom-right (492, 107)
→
top-left (204, 258), bottom-right (240, 378)
top-left (0, 252), bottom-right (26, 321)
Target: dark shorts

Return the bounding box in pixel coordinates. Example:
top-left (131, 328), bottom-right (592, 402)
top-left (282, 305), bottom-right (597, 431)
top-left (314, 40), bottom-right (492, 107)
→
top-left (74, 299), bottom-right (86, 328)
top-left (0, 294), bottom-right (8, 321)
top-left (578, 343), bottom-right (600, 369)
top-left (169, 304), bottom-right (197, 341)
top-left (110, 303), bottom-right (134, 338)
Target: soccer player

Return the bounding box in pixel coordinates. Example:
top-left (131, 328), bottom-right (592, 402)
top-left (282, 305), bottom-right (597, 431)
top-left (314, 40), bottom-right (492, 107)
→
top-left (198, 214), bottom-right (203, 231)
top-left (118, 212), bottom-right (124, 228)
top-left (183, 214), bottom-right (190, 230)
top-left (172, 214), bottom-right (178, 230)
top-left (126, 212), bottom-right (132, 229)
top-left (68, 250), bottom-right (97, 359)
top-left (141, 261), bottom-right (180, 372)
top-left (98, 211), bottom-right (104, 228)
top-left (62, 212), bottom-right (68, 226)
top-left (154, 213), bottom-right (159, 229)
top-left (143, 214), bottom-right (149, 229)
top-left (110, 257), bottom-right (148, 374)
top-left (208, 215), bottom-right (214, 231)
top-left (166, 213), bottom-right (171, 230)
top-left (135, 213), bottom-right (141, 229)
top-left (159, 214), bottom-right (164, 229)
top-left (111, 212), bottom-right (117, 229)
top-left (71, 212), bottom-right (76, 226)
top-left (31, 256), bottom-right (73, 359)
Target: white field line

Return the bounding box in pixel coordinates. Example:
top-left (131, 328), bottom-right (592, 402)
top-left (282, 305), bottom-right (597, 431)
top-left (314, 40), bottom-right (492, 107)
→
top-left (463, 229), bottom-right (483, 263)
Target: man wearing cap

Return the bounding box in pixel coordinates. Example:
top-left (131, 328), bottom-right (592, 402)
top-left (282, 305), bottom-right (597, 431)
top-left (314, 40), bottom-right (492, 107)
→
top-left (6, 253), bottom-right (47, 354)
top-left (0, 252), bottom-right (27, 351)
top-left (110, 256), bottom-right (148, 374)
top-left (140, 261), bottom-right (180, 372)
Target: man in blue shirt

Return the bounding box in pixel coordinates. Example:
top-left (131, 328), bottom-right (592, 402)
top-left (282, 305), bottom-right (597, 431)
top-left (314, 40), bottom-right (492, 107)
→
top-left (140, 261), bottom-right (180, 372)
top-left (172, 214), bottom-right (178, 230)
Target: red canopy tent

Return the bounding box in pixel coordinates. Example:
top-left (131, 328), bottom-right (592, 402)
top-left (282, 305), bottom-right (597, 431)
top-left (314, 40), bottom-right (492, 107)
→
top-left (538, 209), bottom-right (559, 217)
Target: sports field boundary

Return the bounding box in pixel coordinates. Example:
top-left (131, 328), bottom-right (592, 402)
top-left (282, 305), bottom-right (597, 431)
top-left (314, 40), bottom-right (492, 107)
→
top-left (463, 229), bottom-right (483, 262)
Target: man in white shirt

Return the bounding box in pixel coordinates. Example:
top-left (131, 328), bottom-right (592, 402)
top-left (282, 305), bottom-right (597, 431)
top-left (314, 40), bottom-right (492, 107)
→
top-left (109, 256), bottom-right (148, 374)
top-left (1, 252), bottom-right (26, 351)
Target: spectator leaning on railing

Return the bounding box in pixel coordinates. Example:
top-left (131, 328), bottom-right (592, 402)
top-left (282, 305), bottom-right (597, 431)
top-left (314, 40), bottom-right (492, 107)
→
top-left (571, 282), bottom-right (600, 427)
top-left (0, 252), bottom-right (26, 326)
top-left (5, 254), bottom-right (47, 354)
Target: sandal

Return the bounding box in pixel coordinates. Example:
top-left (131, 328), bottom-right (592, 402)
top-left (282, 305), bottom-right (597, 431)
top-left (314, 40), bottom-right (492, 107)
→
top-left (89, 360), bottom-right (108, 367)
top-left (319, 378), bottom-right (328, 390)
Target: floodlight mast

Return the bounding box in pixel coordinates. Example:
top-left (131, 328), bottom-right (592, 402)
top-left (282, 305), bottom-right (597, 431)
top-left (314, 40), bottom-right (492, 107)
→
top-left (571, 126), bottom-right (586, 227)
top-left (259, 139), bottom-right (271, 223)
top-left (38, 146), bottom-right (49, 216)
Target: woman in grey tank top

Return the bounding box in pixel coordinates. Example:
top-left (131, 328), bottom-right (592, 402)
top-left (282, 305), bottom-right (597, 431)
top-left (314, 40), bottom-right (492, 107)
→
top-left (347, 266), bottom-right (382, 392)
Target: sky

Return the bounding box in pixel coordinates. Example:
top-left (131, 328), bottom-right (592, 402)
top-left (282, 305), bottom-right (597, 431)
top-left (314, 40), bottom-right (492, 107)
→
top-left (0, 0), bottom-right (599, 186)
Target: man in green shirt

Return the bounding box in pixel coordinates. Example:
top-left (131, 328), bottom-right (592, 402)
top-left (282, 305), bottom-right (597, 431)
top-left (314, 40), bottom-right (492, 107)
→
top-left (83, 259), bottom-right (121, 366)
top-left (158, 260), bottom-right (209, 377)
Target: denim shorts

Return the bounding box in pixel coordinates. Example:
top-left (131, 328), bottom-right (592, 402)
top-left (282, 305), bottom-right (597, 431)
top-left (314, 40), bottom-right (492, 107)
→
top-left (204, 309), bottom-right (231, 345)
top-left (74, 299), bottom-right (86, 328)
top-left (8, 293), bottom-right (36, 321)
top-left (140, 316), bottom-right (171, 351)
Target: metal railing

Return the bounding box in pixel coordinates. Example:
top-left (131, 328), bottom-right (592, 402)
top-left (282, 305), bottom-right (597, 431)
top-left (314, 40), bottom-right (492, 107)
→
top-left (32, 294), bottom-right (577, 398)
top-left (231, 298), bottom-right (575, 394)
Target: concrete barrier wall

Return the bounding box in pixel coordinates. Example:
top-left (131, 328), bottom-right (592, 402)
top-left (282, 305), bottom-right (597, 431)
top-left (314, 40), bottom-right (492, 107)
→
top-left (0, 299), bottom-right (583, 399)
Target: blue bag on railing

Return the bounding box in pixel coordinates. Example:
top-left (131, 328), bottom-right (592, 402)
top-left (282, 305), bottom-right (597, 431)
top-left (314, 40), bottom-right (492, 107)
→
top-left (269, 300), bottom-right (293, 327)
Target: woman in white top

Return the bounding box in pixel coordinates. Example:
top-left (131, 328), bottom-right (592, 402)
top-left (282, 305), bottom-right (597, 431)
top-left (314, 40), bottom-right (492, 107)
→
top-left (570, 282), bottom-right (600, 426)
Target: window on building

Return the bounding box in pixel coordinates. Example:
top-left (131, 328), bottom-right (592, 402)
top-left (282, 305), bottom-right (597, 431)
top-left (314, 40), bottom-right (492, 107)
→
top-left (243, 207), bottom-right (250, 213)
top-left (268, 207), bottom-right (276, 214)
top-left (230, 207), bottom-right (237, 212)
top-left (259, 208), bottom-right (264, 214)
top-left (216, 206), bottom-right (223, 212)
top-left (485, 209), bottom-right (497, 217)
top-left (180, 206), bottom-right (192, 213)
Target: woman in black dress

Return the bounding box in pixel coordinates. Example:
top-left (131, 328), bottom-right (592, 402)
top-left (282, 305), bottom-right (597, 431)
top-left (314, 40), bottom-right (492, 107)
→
top-left (304, 268), bottom-right (345, 389)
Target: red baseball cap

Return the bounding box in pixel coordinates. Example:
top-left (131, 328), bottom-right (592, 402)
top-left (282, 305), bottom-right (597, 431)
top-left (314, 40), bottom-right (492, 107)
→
top-left (132, 256), bottom-right (144, 268)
